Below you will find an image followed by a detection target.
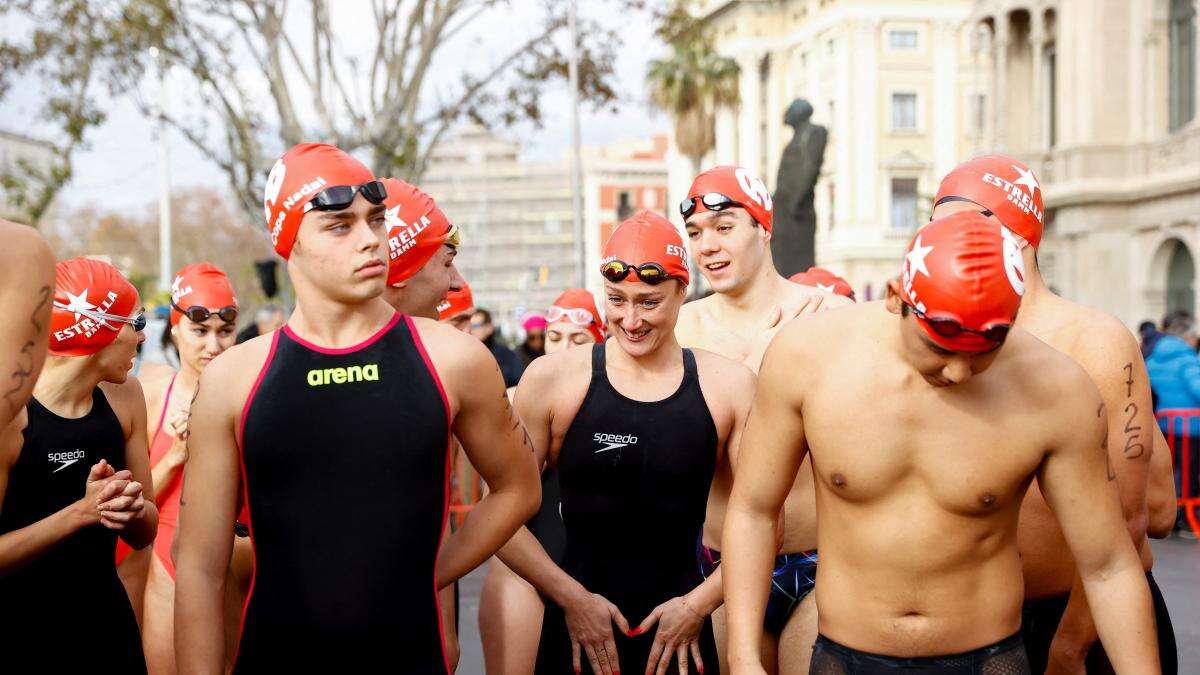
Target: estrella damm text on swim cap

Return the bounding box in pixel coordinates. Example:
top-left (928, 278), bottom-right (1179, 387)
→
top-left (262, 143), bottom-right (376, 259)
top-left (601, 210), bottom-right (690, 286)
top-left (382, 178), bottom-right (454, 286)
top-left (438, 283), bottom-right (475, 322)
top-left (170, 263), bottom-right (238, 326)
top-left (49, 258), bottom-right (139, 357)
top-left (899, 211), bottom-right (1024, 353)
top-left (789, 267), bottom-right (856, 301)
top-left (686, 165), bottom-right (774, 231)
top-left (550, 288), bottom-right (606, 343)
top-left (935, 154), bottom-right (1044, 248)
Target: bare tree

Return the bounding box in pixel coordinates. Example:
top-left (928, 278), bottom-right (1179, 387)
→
top-left (1, 0), bottom-right (635, 225)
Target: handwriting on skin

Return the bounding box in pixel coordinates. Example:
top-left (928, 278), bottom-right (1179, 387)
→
top-left (2, 285), bottom-right (50, 419)
top-left (1121, 363), bottom-right (1145, 460)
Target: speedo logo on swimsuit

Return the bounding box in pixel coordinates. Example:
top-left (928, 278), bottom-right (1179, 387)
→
top-left (593, 432), bottom-right (638, 454)
top-left (48, 449), bottom-right (86, 473)
top-left (306, 364), bottom-right (380, 387)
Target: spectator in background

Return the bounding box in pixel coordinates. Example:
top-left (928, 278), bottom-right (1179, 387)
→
top-left (1139, 319), bottom-right (1163, 360)
top-left (235, 303), bottom-right (285, 344)
top-left (1145, 310), bottom-right (1200, 537)
top-left (470, 308), bottom-right (524, 387)
top-left (516, 314), bottom-right (547, 367)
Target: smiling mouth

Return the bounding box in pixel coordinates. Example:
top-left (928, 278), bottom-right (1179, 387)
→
top-left (621, 326), bottom-right (651, 342)
top-left (705, 262), bottom-right (730, 272)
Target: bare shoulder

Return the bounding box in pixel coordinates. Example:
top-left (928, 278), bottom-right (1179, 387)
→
top-left (1059, 308), bottom-right (1141, 383)
top-left (691, 348), bottom-right (756, 397)
top-left (198, 331), bottom-right (277, 410)
top-left (99, 375), bottom-right (147, 430)
top-left (776, 298), bottom-right (870, 353)
top-left (0, 220), bottom-right (54, 275)
top-left (676, 296), bottom-right (712, 340)
top-left (137, 361), bottom-right (177, 393)
top-left (780, 280), bottom-right (852, 311)
top-left (516, 343), bottom-right (593, 402)
top-left (409, 316), bottom-right (494, 377)
top-left (1004, 328), bottom-right (1102, 412)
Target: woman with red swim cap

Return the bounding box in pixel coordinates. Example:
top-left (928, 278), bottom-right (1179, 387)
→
top-left (0, 257), bottom-right (158, 674)
top-left (479, 287), bottom-right (607, 674)
top-left (111, 262), bottom-right (241, 674)
top-left (497, 211), bottom-right (755, 675)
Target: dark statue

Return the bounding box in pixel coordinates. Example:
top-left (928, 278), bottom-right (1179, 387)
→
top-left (771, 98), bottom-right (827, 276)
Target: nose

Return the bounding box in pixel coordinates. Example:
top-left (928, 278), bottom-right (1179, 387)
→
top-left (941, 358), bottom-right (972, 385)
top-left (698, 228), bottom-right (721, 256)
top-left (448, 263), bottom-right (466, 292)
top-left (620, 304), bottom-right (643, 331)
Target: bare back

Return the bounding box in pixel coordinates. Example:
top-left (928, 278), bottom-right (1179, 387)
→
top-left (1014, 293), bottom-right (1155, 596)
top-left (0, 221), bottom-right (55, 430)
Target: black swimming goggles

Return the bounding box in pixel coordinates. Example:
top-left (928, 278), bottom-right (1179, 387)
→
top-left (303, 180), bottom-right (388, 213)
top-left (172, 301), bottom-right (238, 325)
top-left (904, 301), bottom-right (1011, 344)
top-left (600, 260), bottom-right (675, 285)
top-left (679, 192), bottom-right (744, 219)
top-left (932, 196), bottom-right (993, 219)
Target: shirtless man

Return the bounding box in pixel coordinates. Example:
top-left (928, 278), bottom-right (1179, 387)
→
top-left (499, 211), bottom-right (755, 675)
top-left (175, 143), bottom-right (540, 673)
top-left (931, 155), bottom-right (1176, 673)
top-left (674, 166), bottom-right (849, 672)
top-left (723, 212), bottom-right (1159, 674)
top-left (0, 220), bottom-right (54, 431)
top-left (380, 177), bottom-right (466, 319)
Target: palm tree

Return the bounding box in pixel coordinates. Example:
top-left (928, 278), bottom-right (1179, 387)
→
top-left (646, 7), bottom-right (741, 176)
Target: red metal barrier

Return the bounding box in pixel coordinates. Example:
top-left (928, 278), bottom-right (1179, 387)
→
top-left (1155, 409), bottom-right (1200, 539)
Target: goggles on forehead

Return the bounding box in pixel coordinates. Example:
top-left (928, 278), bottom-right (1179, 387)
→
top-left (546, 305), bottom-right (596, 326)
top-left (55, 302), bottom-right (147, 333)
top-left (680, 192), bottom-right (743, 219)
top-left (445, 222), bottom-right (461, 248)
top-left (303, 180), bottom-right (388, 213)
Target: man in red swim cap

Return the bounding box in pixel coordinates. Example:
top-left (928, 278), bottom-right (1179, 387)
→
top-left (496, 210), bottom-right (755, 675)
top-left (380, 177), bottom-right (466, 319)
top-left (676, 165), bottom-right (849, 672)
top-left (176, 142), bottom-right (540, 674)
top-left (0, 257), bottom-right (158, 673)
top-left (439, 283), bottom-right (476, 332)
top-left (723, 211), bottom-right (1159, 674)
top-left (789, 267), bottom-right (855, 302)
top-left (934, 155), bottom-right (1176, 673)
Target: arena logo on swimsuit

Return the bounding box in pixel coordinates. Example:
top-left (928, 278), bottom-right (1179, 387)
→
top-left (306, 364), bottom-right (380, 387)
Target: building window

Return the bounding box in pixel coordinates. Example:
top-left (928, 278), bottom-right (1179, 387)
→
top-left (970, 93), bottom-right (987, 135)
top-left (891, 93), bottom-right (918, 131)
top-left (888, 30), bottom-right (918, 50)
top-left (1169, 0), bottom-right (1196, 131)
top-left (890, 178), bottom-right (919, 231)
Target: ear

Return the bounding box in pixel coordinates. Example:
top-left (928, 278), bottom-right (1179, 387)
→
top-left (884, 277), bottom-right (905, 316)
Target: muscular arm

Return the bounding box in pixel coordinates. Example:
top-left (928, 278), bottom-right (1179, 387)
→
top-left (0, 221), bottom-right (54, 429)
top-left (432, 326), bottom-right (540, 589)
top-left (722, 326), bottom-right (810, 669)
top-left (1038, 387), bottom-right (1159, 673)
top-left (1050, 329), bottom-right (1154, 661)
top-left (1146, 427), bottom-right (1177, 538)
top-left (175, 356), bottom-right (245, 674)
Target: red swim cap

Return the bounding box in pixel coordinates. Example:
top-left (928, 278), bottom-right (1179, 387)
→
top-left (685, 165), bottom-right (774, 231)
top-left (601, 210), bottom-right (690, 286)
top-left (438, 283), bottom-right (475, 322)
top-left (899, 211), bottom-right (1024, 353)
top-left (789, 267), bottom-right (855, 301)
top-left (262, 143), bottom-right (376, 259)
top-left (49, 258), bottom-right (139, 357)
top-left (170, 263), bottom-right (238, 326)
top-left (935, 154), bottom-right (1044, 249)
top-left (549, 288), bottom-right (606, 343)
top-left (382, 178), bottom-right (455, 286)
